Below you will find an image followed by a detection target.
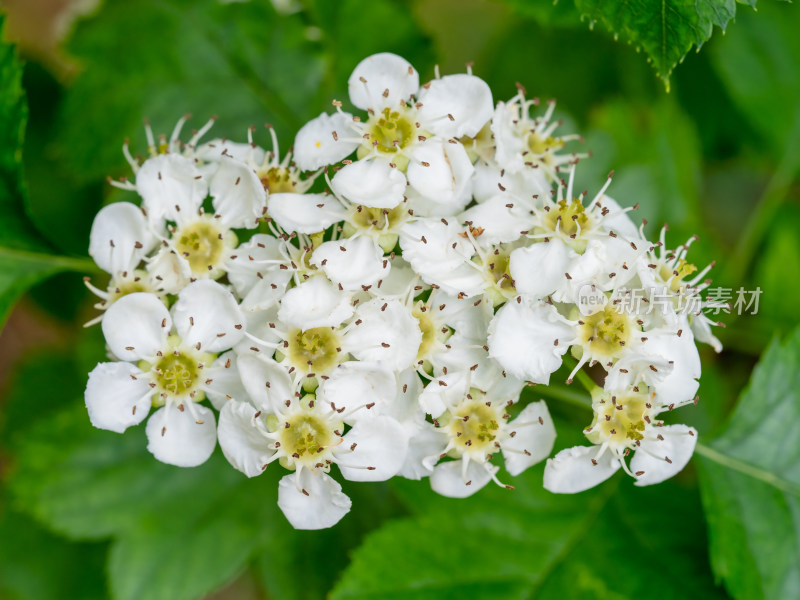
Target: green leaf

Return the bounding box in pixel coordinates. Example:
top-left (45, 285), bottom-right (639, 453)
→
top-left (697, 327), bottom-right (800, 599)
top-left (710, 0), bottom-right (800, 154)
top-left (56, 0), bottom-right (325, 184)
top-left (0, 21), bottom-right (96, 328)
top-left (0, 14), bottom-right (46, 252)
top-left (0, 501), bottom-right (108, 600)
top-left (574, 0), bottom-right (737, 86)
top-left (334, 464), bottom-right (724, 599)
top-left (253, 481), bottom-right (407, 600)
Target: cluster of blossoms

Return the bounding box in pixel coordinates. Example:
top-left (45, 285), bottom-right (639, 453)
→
top-left (84, 53), bottom-right (722, 529)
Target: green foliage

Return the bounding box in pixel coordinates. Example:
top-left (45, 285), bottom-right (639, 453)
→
top-left (333, 466), bottom-right (724, 599)
top-left (710, 1), bottom-right (800, 154)
top-left (697, 328), bottom-right (800, 599)
top-left (574, 0), bottom-right (737, 86)
top-left (0, 21), bottom-right (94, 328)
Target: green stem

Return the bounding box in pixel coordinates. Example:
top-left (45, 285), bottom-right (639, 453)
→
top-left (695, 443), bottom-right (800, 496)
top-left (0, 247), bottom-right (100, 274)
top-left (533, 383), bottom-right (592, 412)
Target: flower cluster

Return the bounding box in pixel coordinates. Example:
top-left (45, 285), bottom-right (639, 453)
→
top-left (84, 53), bottom-right (722, 529)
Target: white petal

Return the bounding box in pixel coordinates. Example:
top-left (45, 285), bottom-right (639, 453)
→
top-left (487, 298), bottom-right (572, 384)
top-left (344, 298), bottom-right (421, 370)
top-left (638, 325), bottom-right (701, 407)
top-left (89, 202), bottom-right (158, 274)
top-left (330, 159), bottom-right (406, 209)
top-left (225, 234), bottom-right (288, 298)
top-left (145, 247), bottom-right (192, 294)
top-left (318, 361), bottom-right (397, 423)
top-left (337, 416), bottom-right (408, 481)
top-left (399, 424), bottom-right (448, 480)
top-left (417, 74), bottom-right (493, 138)
top-left (172, 280), bottom-right (244, 353)
top-left (459, 195), bottom-right (534, 245)
top-left (209, 156), bottom-right (266, 229)
top-left (268, 193), bottom-right (348, 234)
top-left (472, 160), bottom-right (548, 203)
top-left (632, 425), bottom-right (697, 486)
top-left (145, 404), bottom-right (216, 467)
top-left (136, 154), bottom-right (207, 225)
top-left (204, 352), bottom-right (249, 410)
top-left (194, 139), bottom-right (265, 165)
top-left (102, 292), bottom-right (170, 361)
top-left (543, 446), bottom-right (620, 494)
top-left (237, 355), bottom-right (293, 413)
top-left (510, 239), bottom-right (575, 298)
top-left (502, 401), bottom-right (556, 476)
top-left (407, 141), bottom-right (473, 211)
top-left (430, 459), bottom-right (495, 498)
top-left (293, 112), bottom-right (359, 171)
top-left (85, 362), bottom-right (151, 433)
top-left (599, 196), bottom-right (639, 239)
top-left (278, 470), bottom-right (351, 530)
top-left (278, 277), bottom-right (353, 329)
top-left (310, 237), bottom-right (389, 291)
top-left (218, 400), bottom-right (274, 477)
top-left (348, 53), bottom-right (419, 110)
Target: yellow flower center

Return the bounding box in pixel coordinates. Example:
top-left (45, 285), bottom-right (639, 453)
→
top-left (578, 305), bottom-right (633, 359)
top-left (286, 327), bottom-right (341, 374)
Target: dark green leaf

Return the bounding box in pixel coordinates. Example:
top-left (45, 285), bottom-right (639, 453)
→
top-left (697, 327), bottom-right (800, 599)
top-left (574, 0), bottom-right (737, 86)
top-left (334, 463), bottom-right (724, 599)
top-left (56, 0), bottom-right (325, 184)
top-left (0, 501), bottom-right (108, 600)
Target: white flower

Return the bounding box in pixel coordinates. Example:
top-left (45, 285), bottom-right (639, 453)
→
top-left (84, 280), bottom-right (246, 466)
top-left (84, 202), bottom-right (163, 321)
top-left (293, 53), bottom-right (492, 203)
top-left (491, 94), bottom-right (584, 180)
top-left (417, 369), bottom-right (555, 498)
top-left (217, 372), bottom-right (408, 529)
top-left (543, 385), bottom-right (697, 493)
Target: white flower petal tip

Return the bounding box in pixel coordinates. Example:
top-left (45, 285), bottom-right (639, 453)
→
top-left (145, 404), bottom-right (216, 468)
top-left (632, 425), bottom-right (698, 487)
top-left (487, 298), bottom-right (572, 384)
top-left (293, 112), bottom-right (359, 171)
top-left (89, 202), bottom-right (157, 274)
top-left (278, 277), bottom-right (353, 329)
top-left (278, 471), bottom-right (352, 530)
top-left (209, 156), bottom-right (266, 229)
top-left (543, 446), bottom-right (620, 494)
top-left (348, 53), bottom-right (419, 111)
top-left (430, 460), bottom-right (496, 498)
top-left (418, 74), bottom-right (493, 138)
top-left (268, 193), bottom-right (348, 234)
top-left (331, 159), bottom-right (406, 209)
top-left (338, 416), bottom-right (408, 482)
top-left (502, 401), bottom-right (557, 476)
top-left (218, 400), bottom-right (274, 477)
top-left (310, 237), bottom-right (389, 291)
top-left (172, 280), bottom-right (245, 353)
top-left (85, 362), bottom-right (151, 433)
top-left (102, 292), bottom-right (170, 361)
top-left (136, 154), bottom-right (207, 224)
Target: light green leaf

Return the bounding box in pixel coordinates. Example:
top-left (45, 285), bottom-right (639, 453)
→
top-left (574, 0), bottom-right (737, 86)
top-left (697, 327), bottom-right (800, 599)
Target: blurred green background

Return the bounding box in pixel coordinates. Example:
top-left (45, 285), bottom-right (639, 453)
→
top-left (1, 0), bottom-right (799, 598)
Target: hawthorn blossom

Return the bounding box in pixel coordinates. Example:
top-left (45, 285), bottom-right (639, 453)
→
top-left (84, 280), bottom-right (245, 466)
